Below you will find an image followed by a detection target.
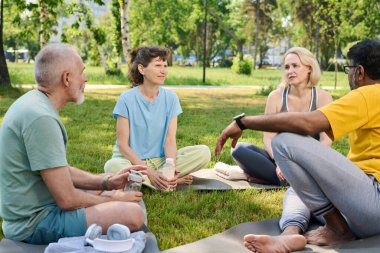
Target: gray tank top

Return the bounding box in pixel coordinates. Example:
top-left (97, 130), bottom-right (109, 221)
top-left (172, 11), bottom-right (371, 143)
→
top-left (280, 86), bottom-right (319, 140)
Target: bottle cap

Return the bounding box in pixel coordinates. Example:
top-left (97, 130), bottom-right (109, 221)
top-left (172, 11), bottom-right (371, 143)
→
top-left (128, 170), bottom-right (143, 183)
top-left (165, 158), bottom-right (174, 164)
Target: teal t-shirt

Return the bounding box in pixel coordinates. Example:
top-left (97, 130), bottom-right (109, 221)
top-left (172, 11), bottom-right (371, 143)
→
top-left (112, 86), bottom-right (182, 159)
top-left (0, 90), bottom-right (68, 241)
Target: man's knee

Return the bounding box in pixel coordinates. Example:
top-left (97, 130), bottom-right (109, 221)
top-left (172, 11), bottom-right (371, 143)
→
top-left (127, 203), bottom-right (145, 231)
top-left (272, 133), bottom-right (289, 154)
top-left (272, 133), bottom-right (301, 157)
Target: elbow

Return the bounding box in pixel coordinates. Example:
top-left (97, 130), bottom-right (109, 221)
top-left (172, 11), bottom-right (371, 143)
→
top-left (56, 199), bottom-right (73, 210)
top-left (55, 194), bottom-right (77, 210)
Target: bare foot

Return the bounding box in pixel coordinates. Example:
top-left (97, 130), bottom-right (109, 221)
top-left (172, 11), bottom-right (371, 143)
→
top-left (247, 176), bottom-right (271, 185)
top-left (243, 234), bottom-right (306, 253)
top-left (177, 175), bottom-right (193, 185)
top-left (305, 225), bottom-right (355, 246)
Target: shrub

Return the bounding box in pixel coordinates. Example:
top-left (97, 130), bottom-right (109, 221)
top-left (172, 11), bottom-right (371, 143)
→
top-left (231, 55), bottom-right (252, 75)
top-left (257, 85), bottom-right (275, 96)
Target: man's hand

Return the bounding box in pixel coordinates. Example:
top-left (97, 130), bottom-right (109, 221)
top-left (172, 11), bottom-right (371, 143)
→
top-left (109, 165), bottom-right (148, 190)
top-left (110, 190), bottom-right (143, 203)
top-left (215, 121), bottom-right (243, 156)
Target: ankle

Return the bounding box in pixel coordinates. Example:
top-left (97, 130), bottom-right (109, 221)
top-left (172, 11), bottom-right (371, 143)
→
top-left (282, 226), bottom-right (302, 236)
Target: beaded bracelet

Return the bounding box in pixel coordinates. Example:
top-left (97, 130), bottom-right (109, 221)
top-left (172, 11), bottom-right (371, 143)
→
top-left (101, 175), bottom-right (112, 191)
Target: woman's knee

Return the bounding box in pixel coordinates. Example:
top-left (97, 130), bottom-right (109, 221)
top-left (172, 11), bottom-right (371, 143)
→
top-left (104, 158), bottom-right (131, 174)
top-left (231, 143), bottom-right (248, 160)
top-left (194, 145), bottom-right (211, 165)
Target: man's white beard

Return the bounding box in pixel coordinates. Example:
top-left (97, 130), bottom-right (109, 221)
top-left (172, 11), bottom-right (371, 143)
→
top-left (76, 93), bottom-right (85, 105)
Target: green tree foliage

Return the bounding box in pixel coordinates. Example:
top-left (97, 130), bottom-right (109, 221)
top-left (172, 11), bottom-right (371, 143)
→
top-left (241, 0), bottom-right (277, 69)
top-left (63, 1), bottom-right (121, 75)
top-left (2, 0), bottom-right (379, 73)
top-left (283, 0), bottom-right (380, 70)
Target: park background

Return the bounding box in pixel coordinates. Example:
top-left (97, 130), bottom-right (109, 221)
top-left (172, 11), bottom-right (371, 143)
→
top-left (0, 0), bottom-right (380, 250)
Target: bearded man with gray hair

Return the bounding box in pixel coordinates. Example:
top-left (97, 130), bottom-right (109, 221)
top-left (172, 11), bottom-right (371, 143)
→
top-left (0, 43), bottom-right (147, 244)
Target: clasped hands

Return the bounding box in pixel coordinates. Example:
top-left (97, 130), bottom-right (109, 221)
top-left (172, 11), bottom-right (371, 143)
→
top-left (147, 168), bottom-right (180, 191)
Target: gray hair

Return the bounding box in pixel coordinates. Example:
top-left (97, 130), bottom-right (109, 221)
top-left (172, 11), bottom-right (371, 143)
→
top-left (34, 43), bottom-right (79, 87)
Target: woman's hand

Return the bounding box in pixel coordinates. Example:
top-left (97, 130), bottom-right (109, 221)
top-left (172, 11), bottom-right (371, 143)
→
top-left (147, 169), bottom-right (171, 190)
top-left (166, 169), bottom-right (180, 190)
top-left (276, 166), bottom-right (286, 181)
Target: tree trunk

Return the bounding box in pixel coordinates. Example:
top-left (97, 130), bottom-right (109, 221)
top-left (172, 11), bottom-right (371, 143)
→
top-left (314, 23), bottom-right (320, 61)
top-left (39, 1), bottom-right (49, 48)
top-left (0, 0), bottom-right (11, 87)
top-left (253, 0), bottom-right (260, 70)
top-left (202, 0), bottom-right (207, 82)
top-left (120, 0), bottom-right (131, 58)
top-left (334, 37), bottom-right (338, 90)
top-left (98, 45), bottom-right (110, 74)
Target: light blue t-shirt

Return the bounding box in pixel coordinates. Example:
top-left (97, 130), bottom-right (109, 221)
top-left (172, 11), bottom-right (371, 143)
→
top-left (112, 86), bottom-right (182, 159)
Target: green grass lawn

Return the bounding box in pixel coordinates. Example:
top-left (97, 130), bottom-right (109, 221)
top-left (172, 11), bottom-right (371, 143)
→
top-left (8, 62), bottom-right (348, 88)
top-left (0, 86), bottom-right (349, 249)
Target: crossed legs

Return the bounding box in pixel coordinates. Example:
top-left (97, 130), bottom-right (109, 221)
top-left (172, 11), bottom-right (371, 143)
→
top-left (244, 133), bottom-right (380, 252)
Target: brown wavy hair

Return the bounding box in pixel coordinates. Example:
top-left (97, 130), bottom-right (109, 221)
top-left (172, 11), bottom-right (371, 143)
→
top-left (128, 46), bottom-right (171, 86)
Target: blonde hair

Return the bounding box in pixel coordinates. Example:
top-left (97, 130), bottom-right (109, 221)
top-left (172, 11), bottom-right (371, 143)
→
top-left (279, 47), bottom-right (321, 87)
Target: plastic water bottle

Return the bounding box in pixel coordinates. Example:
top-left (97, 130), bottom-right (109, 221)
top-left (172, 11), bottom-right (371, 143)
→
top-left (124, 170), bottom-right (143, 192)
top-left (162, 158), bottom-right (175, 179)
top-left (162, 158), bottom-right (175, 190)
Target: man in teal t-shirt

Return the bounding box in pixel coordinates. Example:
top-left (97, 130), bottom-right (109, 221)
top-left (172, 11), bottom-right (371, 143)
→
top-left (0, 43), bottom-right (147, 244)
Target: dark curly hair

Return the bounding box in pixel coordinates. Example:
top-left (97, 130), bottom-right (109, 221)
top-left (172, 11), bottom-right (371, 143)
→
top-left (128, 46), bottom-right (171, 86)
top-left (347, 39), bottom-right (380, 80)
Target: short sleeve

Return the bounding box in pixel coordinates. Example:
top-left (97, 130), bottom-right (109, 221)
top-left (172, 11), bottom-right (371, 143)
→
top-left (113, 94), bottom-right (129, 119)
top-left (169, 93), bottom-right (183, 119)
top-left (23, 116), bottom-right (68, 171)
top-left (318, 90), bottom-right (368, 141)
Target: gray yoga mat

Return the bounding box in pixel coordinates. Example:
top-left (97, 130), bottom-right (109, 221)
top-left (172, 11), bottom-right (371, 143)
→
top-left (0, 226), bottom-right (159, 253)
top-left (177, 169), bottom-right (282, 191)
top-left (0, 239), bottom-right (46, 253)
top-left (162, 219), bottom-right (380, 253)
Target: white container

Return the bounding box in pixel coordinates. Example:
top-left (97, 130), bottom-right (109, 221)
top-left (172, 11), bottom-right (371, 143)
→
top-left (162, 158), bottom-right (175, 180)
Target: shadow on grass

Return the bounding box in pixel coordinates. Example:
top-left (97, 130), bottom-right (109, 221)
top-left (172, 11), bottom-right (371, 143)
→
top-left (0, 86), bottom-right (25, 99)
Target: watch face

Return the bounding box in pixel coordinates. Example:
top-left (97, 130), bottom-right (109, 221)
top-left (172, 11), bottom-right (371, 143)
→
top-left (234, 113), bottom-right (245, 120)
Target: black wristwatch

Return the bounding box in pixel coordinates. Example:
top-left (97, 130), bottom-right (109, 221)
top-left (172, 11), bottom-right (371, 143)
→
top-left (233, 113), bottom-right (247, 130)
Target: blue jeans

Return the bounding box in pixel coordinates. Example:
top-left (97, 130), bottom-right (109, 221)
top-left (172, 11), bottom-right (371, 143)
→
top-left (273, 133), bottom-right (380, 239)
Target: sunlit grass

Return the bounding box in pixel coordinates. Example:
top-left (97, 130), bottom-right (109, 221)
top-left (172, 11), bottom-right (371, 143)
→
top-left (8, 62), bottom-right (349, 88)
top-left (0, 87), bottom-right (349, 249)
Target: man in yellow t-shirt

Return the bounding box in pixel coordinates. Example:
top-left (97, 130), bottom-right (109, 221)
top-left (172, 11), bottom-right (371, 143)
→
top-left (215, 39), bottom-right (380, 253)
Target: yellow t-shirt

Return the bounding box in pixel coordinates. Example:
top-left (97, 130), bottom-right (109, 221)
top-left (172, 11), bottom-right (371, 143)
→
top-left (318, 84), bottom-right (380, 182)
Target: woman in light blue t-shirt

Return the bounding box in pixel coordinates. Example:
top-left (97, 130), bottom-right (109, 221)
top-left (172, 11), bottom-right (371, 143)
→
top-left (104, 46), bottom-right (210, 191)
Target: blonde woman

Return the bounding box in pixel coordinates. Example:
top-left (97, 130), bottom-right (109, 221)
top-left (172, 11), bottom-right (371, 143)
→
top-left (230, 47), bottom-right (332, 185)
